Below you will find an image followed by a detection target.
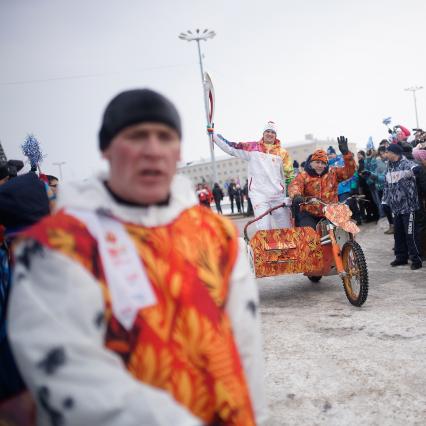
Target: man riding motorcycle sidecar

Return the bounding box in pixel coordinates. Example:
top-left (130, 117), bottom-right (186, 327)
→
top-left (288, 136), bottom-right (356, 229)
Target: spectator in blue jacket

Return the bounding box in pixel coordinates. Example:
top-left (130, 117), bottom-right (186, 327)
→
top-left (377, 146), bottom-right (394, 234)
top-left (383, 144), bottom-right (422, 269)
top-left (328, 146), bottom-right (361, 224)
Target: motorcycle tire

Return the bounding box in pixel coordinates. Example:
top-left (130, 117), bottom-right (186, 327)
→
top-left (341, 240), bottom-right (369, 307)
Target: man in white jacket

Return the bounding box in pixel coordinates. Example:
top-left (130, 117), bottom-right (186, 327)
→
top-left (8, 89), bottom-right (266, 425)
top-left (209, 121), bottom-right (294, 230)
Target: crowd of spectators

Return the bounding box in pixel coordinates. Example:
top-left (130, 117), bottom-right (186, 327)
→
top-left (195, 178), bottom-right (254, 216)
top-left (195, 125), bottom-right (426, 268)
top-left (324, 125), bottom-right (426, 269)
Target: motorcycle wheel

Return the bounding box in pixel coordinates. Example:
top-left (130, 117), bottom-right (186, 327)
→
top-left (307, 276), bottom-right (322, 282)
top-left (341, 240), bottom-right (368, 307)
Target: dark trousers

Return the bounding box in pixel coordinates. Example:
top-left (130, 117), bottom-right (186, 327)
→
top-left (229, 196), bottom-right (235, 213)
top-left (296, 211), bottom-right (321, 230)
top-left (235, 196), bottom-right (241, 213)
top-left (415, 208), bottom-right (426, 258)
top-left (363, 187), bottom-right (379, 221)
top-left (383, 205), bottom-right (393, 225)
top-left (378, 189), bottom-right (393, 225)
top-left (394, 211), bottom-right (422, 264)
top-left (0, 336), bottom-right (26, 400)
top-left (246, 197), bottom-right (254, 216)
top-left (214, 199), bottom-right (222, 214)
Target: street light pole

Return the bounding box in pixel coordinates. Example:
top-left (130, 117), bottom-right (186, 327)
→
top-left (404, 86), bottom-right (423, 128)
top-left (52, 161), bottom-right (66, 180)
top-left (179, 29), bottom-right (218, 184)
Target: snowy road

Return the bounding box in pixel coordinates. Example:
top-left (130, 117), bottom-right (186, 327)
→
top-left (232, 217), bottom-right (426, 426)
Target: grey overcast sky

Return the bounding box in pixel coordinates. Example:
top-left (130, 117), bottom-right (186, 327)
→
top-left (1, 0), bottom-right (425, 179)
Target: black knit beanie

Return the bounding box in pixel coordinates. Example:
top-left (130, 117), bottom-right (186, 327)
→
top-left (386, 143), bottom-right (403, 156)
top-left (99, 89), bottom-right (181, 151)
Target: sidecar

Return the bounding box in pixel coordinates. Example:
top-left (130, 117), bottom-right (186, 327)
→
top-left (243, 201), bottom-right (369, 307)
top-left (246, 224), bottom-right (342, 279)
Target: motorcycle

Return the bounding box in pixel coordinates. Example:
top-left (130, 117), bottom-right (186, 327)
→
top-left (243, 196), bottom-right (369, 307)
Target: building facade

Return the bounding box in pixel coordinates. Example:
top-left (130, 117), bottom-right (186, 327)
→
top-left (177, 156), bottom-right (248, 188)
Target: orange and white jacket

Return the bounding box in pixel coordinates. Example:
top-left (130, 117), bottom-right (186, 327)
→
top-left (8, 174), bottom-right (267, 426)
top-left (212, 132), bottom-right (294, 198)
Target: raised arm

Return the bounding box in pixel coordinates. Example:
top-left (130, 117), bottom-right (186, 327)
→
top-left (335, 152), bottom-right (356, 182)
top-left (335, 136), bottom-right (355, 182)
top-left (209, 130), bottom-right (253, 160)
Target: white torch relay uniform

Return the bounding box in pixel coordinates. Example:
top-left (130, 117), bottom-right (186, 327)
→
top-left (211, 123), bottom-right (294, 230)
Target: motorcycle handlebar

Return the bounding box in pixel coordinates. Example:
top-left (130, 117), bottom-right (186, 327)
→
top-left (299, 194), bottom-right (366, 206)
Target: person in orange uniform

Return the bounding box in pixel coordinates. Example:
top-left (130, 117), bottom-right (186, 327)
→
top-left (8, 89), bottom-right (266, 426)
top-left (288, 136), bottom-right (356, 229)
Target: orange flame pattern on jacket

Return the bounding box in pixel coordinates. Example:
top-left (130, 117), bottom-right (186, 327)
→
top-left (288, 153), bottom-right (356, 217)
top-left (23, 206), bottom-right (255, 425)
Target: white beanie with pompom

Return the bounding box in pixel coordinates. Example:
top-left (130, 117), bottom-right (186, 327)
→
top-left (263, 121), bottom-right (277, 134)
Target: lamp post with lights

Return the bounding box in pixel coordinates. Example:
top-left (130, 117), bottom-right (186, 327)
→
top-left (404, 86), bottom-right (423, 128)
top-left (52, 161), bottom-right (66, 180)
top-left (179, 29), bottom-right (217, 184)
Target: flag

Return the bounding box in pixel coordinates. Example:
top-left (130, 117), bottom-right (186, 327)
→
top-left (382, 117), bottom-right (392, 126)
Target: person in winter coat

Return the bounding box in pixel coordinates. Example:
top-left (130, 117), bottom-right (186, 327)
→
top-left (0, 170), bottom-right (51, 403)
top-left (357, 150), bottom-right (378, 222)
top-left (288, 137), bottom-right (356, 229)
top-left (235, 184), bottom-right (244, 213)
top-left (377, 146), bottom-right (394, 234)
top-left (382, 144), bottom-right (423, 270)
top-left (399, 142), bottom-right (426, 249)
top-left (227, 180), bottom-right (237, 214)
top-left (7, 89), bottom-right (267, 425)
top-left (208, 121), bottom-right (294, 230)
top-left (389, 124), bottom-right (411, 144)
top-left (362, 149), bottom-right (385, 219)
top-left (195, 183), bottom-right (211, 208)
top-left (413, 147), bottom-right (426, 258)
top-left (243, 179), bottom-right (254, 217)
top-left (212, 182), bottom-right (224, 214)
top-left (327, 146), bottom-right (361, 223)
top-left (293, 160), bottom-right (300, 176)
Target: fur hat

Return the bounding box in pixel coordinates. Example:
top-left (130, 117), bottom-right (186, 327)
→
top-left (311, 149), bottom-right (328, 163)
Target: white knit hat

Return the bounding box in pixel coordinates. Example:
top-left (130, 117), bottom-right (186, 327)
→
top-left (263, 121), bottom-right (277, 134)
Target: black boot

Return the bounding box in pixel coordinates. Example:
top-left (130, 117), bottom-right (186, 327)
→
top-left (390, 259), bottom-right (408, 267)
top-left (411, 262), bottom-right (423, 270)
